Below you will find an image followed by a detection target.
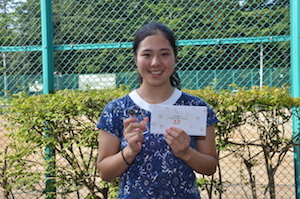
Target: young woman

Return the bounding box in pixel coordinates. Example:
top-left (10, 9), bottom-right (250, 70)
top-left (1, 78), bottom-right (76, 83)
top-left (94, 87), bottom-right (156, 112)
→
top-left (96, 22), bottom-right (219, 199)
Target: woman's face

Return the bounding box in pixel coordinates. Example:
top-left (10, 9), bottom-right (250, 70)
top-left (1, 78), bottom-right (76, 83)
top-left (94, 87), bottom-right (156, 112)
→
top-left (135, 32), bottom-right (176, 88)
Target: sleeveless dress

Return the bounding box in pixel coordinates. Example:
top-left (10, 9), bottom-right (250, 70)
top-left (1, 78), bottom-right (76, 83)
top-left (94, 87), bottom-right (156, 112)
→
top-left (97, 88), bottom-right (219, 199)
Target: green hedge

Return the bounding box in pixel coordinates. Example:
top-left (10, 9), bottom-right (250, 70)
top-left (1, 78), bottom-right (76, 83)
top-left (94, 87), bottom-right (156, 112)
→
top-left (1, 85), bottom-right (300, 199)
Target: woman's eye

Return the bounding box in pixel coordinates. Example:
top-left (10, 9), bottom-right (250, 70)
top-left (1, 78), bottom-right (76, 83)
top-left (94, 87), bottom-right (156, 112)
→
top-left (162, 53), bottom-right (169, 56)
top-left (142, 54), bottom-right (150, 57)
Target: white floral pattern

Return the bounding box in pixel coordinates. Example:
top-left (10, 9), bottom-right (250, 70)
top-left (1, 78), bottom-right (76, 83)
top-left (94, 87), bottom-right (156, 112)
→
top-left (97, 91), bottom-right (218, 199)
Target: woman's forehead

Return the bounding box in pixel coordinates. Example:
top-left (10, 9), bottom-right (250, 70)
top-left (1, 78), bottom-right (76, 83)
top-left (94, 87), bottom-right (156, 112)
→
top-left (137, 33), bottom-right (172, 52)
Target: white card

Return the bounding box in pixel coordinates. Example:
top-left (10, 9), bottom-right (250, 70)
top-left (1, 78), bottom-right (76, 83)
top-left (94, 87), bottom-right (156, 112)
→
top-left (150, 105), bottom-right (207, 136)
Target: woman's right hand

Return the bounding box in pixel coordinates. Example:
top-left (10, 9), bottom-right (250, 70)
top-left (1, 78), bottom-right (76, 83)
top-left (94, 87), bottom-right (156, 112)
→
top-left (123, 117), bottom-right (148, 154)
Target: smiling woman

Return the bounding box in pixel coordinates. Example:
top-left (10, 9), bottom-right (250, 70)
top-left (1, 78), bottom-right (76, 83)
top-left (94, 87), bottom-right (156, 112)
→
top-left (134, 33), bottom-right (176, 95)
top-left (96, 22), bottom-right (219, 199)
top-left (133, 22), bottom-right (180, 92)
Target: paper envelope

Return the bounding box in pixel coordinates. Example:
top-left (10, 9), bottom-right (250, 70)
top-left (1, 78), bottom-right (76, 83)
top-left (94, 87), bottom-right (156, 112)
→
top-left (150, 105), bottom-right (207, 136)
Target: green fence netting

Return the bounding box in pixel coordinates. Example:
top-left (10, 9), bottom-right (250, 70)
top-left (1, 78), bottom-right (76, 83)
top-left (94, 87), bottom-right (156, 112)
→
top-left (0, 0), bottom-right (295, 198)
top-left (1, 0), bottom-right (290, 94)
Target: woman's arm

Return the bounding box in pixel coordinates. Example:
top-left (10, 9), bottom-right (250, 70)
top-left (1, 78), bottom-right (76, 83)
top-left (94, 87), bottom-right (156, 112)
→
top-left (97, 117), bottom-right (148, 181)
top-left (96, 129), bottom-right (129, 182)
top-left (164, 125), bottom-right (218, 175)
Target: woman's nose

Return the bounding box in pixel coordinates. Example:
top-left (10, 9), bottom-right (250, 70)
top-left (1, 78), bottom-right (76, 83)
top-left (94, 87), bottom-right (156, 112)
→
top-left (151, 55), bottom-right (161, 66)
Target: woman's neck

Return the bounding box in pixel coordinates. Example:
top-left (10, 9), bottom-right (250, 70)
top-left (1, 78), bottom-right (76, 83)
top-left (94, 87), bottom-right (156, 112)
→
top-left (136, 85), bottom-right (175, 104)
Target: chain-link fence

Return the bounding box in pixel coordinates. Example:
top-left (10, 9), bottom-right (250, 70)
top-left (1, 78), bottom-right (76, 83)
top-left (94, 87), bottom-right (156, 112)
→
top-left (0, 0), bottom-right (297, 198)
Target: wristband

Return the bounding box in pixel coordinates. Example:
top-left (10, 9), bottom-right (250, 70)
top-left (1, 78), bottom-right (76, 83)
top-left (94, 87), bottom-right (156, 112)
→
top-left (121, 148), bottom-right (132, 166)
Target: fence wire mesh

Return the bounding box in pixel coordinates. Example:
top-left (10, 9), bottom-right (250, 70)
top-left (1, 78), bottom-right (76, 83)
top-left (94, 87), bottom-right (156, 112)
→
top-left (0, 0), bottom-right (294, 198)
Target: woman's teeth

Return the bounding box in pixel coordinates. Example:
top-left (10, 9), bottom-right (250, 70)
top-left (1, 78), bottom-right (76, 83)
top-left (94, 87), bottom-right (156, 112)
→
top-left (151, 71), bottom-right (162, 75)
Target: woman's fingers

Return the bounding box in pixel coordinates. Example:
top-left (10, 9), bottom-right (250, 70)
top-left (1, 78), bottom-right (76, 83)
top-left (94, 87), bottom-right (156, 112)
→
top-left (123, 117), bottom-right (138, 129)
top-left (165, 127), bottom-right (190, 143)
top-left (164, 127), bottom-right (191, 158)
top-left (123, 117), bottom-right (148, 154)
top-left (123, 117), bottom-right (147, 133)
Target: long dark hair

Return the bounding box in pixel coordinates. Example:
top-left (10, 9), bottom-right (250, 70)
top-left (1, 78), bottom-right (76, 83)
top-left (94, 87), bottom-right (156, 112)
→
top-left (133, 22), bottom-right (181, 90)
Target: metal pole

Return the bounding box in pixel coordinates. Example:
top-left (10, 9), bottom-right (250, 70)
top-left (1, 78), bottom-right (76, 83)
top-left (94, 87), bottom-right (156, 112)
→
top-left (260, 45), bottom-right (263, 89)
top-left (290, 0), bottom-right (300, 198)
top-left (40, 0), bottom-right (55, 198)
top-left (3, 53), bottom-right (7, 96)
top-left (41, 1), bottom-right (54, 94)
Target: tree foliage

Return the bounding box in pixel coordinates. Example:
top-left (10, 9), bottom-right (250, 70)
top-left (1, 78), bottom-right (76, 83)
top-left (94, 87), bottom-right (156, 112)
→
top-left (2, 87), bottom-right (129, 198)
top-left (187, 84), bottom-right (300, 199)
top-left (0, 0), bottom-right (290, 76)
top-left (2, 85), bottom-right (300, 198)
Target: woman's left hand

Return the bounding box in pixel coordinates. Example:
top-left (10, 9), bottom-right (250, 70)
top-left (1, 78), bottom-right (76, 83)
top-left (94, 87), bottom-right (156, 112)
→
top-left (164, 127), bottom-right (191, 160)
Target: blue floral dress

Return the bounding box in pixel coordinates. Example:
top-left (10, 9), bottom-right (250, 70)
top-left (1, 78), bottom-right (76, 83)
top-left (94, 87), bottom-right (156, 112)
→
top-left (97, 88), bottom-right (219, 199)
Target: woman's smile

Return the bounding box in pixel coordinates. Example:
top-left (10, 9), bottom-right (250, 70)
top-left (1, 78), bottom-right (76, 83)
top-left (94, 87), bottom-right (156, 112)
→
top-left (150, 70), bottom-right (162, 75)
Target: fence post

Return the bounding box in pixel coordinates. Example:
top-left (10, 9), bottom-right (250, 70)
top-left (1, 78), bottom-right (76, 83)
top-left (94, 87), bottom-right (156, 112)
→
top-left (291, 0), bottom-right (300, 198)
top-left (40, 0), bottom-right (55, 198)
